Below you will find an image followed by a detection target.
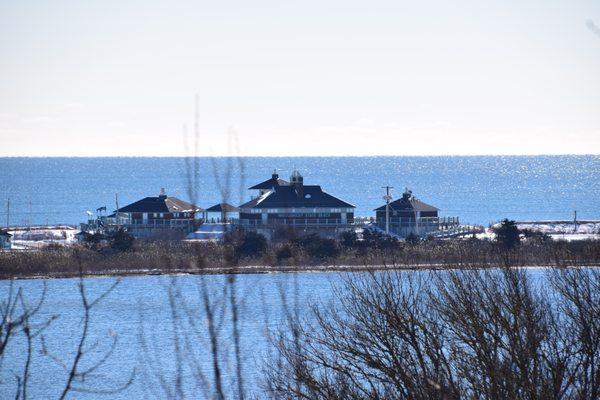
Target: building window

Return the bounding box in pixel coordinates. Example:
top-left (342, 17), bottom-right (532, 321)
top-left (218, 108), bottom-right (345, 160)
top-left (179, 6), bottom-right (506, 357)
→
top-left (159, 213), bottom-right (164, 218)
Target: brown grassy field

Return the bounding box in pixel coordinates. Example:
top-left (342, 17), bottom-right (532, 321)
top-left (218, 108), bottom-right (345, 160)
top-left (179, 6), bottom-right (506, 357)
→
top-left (1, 235), bottom-right (599, 280)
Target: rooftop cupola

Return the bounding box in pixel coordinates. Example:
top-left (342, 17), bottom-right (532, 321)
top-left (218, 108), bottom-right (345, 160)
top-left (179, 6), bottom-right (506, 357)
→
top-left (290, 170), bottom-right (304, 196)
top-left (159, 188), bottom-right (167, 199)
top-left (402, 188), bottom-right (413, 201)
top-left (272, 169), bottom-right (279, 181)
top-left (290, 170), bottom-right (303, 185)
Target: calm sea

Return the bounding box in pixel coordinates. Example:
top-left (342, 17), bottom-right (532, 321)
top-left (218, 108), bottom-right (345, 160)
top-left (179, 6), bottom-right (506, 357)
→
top-left (1, 155), bottom-right (599, 226)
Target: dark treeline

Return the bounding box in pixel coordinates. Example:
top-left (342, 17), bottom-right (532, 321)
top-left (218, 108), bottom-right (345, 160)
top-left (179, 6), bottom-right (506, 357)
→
top-left (1, 227), bottom-right (600, 279)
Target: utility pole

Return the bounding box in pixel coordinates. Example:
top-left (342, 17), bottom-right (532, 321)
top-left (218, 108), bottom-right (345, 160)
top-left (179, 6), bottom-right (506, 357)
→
top-left (382, 186), bottom-right (393, 235)
top-left (115, 193), bottom-right (120, 230)
top-left (5, 198), bottom-right (9, 230)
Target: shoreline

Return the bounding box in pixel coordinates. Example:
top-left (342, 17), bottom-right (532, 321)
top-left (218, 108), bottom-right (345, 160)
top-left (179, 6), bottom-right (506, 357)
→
top-left (5, 262), bottom-right (600, 281)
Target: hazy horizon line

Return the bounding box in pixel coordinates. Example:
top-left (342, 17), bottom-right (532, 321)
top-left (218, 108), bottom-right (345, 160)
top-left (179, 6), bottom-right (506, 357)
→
top-left (1, 153), bottom-right (598, 158)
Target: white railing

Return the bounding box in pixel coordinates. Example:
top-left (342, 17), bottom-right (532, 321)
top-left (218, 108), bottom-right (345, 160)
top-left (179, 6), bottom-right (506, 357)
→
top-left (128, 220), bottom-right (194, 228)
top-left (237, 218), bottom-right (351, 227)
top-left (375, 216), bottom-right (460, 228)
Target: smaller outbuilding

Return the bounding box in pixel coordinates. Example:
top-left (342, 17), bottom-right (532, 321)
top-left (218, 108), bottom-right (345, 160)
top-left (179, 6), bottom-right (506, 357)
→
top-left (82, 188), bottom-right (203, 239)
top-left (0, 229), bottom-right (12, 250)
top-left (375, 189), bottom-right (458, 237)
top-left (114, 189), bottom-right (203, 238)
top-left (205, 203), bottom-right (239, 222)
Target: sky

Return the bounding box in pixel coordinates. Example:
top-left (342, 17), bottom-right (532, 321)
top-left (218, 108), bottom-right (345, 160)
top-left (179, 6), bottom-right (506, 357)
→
top-left (0, 0), bottom-right (599, 156)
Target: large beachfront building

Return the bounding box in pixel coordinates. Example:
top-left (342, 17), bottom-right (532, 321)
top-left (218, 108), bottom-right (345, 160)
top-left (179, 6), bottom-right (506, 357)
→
top-left (238, 171), bottom-right (355, 238)
top-left (82, 189), bottom-right (203, 238)
top-left (114, 189), bottom-right (202, 238)
top-left (374, 189), bottom-right (458, 237)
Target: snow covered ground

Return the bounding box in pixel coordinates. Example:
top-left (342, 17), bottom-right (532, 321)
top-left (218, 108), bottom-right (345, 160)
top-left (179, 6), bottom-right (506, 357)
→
top-left (481, 221), bottom-right (600, 241)
top-left (515, 221), bottom-right (600, 235)
top-left (185, 223), bottom-right (232, 241)
top-left (9, 226), bottom-right (78, 250)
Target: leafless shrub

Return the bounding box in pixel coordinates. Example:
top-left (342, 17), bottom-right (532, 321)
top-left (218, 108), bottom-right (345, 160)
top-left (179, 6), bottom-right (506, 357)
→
top-left (432, 269), bottom-right (565, 399)
top-left (265, 267), bottom-right (600, 400)
top-left (41, 256), bottom-right (134, 398)
top-left (550, 268), bottom-right (600, 399)
top-left (0, 255), bottom-right (133, 398)
top-left (136, 270), bottom-right (250, 399)
top-left (0, 281), bottom-right (56, 399)
top-left (137, 98), bottom-right (248, 399)
top-left (586, 19), bottom-right (600, 39)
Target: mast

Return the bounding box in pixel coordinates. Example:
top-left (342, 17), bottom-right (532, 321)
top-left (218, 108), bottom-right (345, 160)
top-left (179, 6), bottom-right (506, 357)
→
top-left (5, 198), bottom-right (9, 230)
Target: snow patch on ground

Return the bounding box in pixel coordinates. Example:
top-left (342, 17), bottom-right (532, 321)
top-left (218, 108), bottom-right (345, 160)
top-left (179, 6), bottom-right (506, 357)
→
top-left (9, 226), bottom-right (78, 249)
top-left (515, 222), bottom-right (600, 235)
top-left (482, 221), bottom-right (600, 241)
top-left (185, 223), bottom-right (232, 241)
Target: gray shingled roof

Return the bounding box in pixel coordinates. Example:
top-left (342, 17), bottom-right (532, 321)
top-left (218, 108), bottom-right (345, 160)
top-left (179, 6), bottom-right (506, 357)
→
top-left (206, 203), bottom-right (239, 213)
top-left (118, 196), bottom-right (203, 213)
top-left (240, 185), bottom-right (355, 209)
top-left (248, 173), bottom-right (290, 190)
top-left (374, 194), bottom-right (439, 212)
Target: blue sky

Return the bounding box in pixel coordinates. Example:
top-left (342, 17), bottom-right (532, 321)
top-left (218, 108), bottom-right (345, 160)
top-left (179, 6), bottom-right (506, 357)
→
top-left (1, 0), bottom-right (599, 156)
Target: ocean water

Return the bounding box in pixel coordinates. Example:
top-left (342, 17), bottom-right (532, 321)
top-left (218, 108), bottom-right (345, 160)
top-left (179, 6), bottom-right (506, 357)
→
top-left (0, 155), bottom-right (599, 226)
